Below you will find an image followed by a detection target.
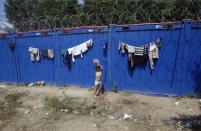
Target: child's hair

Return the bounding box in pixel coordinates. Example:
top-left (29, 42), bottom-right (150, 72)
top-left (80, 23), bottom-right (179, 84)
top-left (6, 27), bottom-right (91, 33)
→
top-left (93, 58), bottom-right (100, 65)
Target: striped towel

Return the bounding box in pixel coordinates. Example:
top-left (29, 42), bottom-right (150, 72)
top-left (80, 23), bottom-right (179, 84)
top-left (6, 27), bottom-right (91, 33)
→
top-left (134, 45), bottom-right (148, 56)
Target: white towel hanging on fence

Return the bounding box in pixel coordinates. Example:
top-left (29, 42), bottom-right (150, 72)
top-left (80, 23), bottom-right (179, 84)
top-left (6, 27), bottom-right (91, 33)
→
top-left (68, 39), bottom-right (93, 62)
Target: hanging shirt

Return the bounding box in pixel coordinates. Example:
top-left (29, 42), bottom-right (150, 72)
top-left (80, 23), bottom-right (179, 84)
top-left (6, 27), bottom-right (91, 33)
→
top-left (41, 49), bottom-right (54, 59)
top-left (68, 39), bottom-right (93, 62)
top-left (148, 38), bottom-right (162, 70)
top-left (127, 45), bottom-right (135, 53)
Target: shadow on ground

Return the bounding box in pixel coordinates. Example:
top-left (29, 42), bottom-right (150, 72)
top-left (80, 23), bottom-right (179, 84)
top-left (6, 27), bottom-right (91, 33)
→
top-left (171, 114), bottom-right (201, 131)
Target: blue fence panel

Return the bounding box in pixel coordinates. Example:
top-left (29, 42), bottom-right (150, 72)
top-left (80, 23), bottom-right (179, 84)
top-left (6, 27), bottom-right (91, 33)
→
top-left (15, 32), bottom-right (55, 84)
top-left (0, 36), bottom-right (17, 83)
top-left (111, 23), bottom-right (182, 95)
top-left (172, 22), bottom-right (201, 96)
top-left (57, 28), bottom-right (109, 89)
top-left (0, 22), bottom-right (200, 96)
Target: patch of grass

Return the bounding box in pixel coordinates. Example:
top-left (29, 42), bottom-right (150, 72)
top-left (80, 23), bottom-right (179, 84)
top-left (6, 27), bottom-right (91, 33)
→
top-left (44, 96), bottom-right (66, 111)
top-left (43, 96), bottom-right (74, 120)
top-left (4, 92), bottom-right (24, 107)
top-left (0, 92), bottom-right (25, 130)
top-left (75, 104), bottom-right (91, 115)
top-left (113, 81), bottom-right (117, 93)
top-left (43, 96), bottom-right (98, 120)
top-left (88, 86), bottom-right (94, 91)
top-left (17, 83), bottom-right (27, 87)
top-left (182, 93), bottom-right (196, 98)
top-left (186, 93), bottom-right (196, 98)
top-left (90, 102), bottom-right (97, 109)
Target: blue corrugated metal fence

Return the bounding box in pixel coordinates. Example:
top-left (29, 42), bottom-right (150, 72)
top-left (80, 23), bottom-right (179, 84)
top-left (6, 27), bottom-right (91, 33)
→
top-left (0, 21), bottom-right (200, 96)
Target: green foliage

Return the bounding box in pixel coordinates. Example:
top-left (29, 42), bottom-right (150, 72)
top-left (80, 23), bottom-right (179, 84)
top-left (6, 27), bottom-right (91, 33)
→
top-left (75, 104), bottom-right (91, 115)
top-left (4, 92), bottom-right (23, 107)
top-left (44, 96), bottom-right (73, 111)
top-left (0, 92), bottom-right (25, 129)
top-left (4, 0), bottom-right (40, 31)
top-left (43, 96), bottom-right (73, 120)
top-left (4, 0), bottom-right (201, 32)
top-left (88, 86), bottom-right (95, 91)
top-left (43, 96), bottom-right (96, 120)
top-left (113, 81), bottom-right (117, 93)
top-left (183, 93), bottom-right (196, 98)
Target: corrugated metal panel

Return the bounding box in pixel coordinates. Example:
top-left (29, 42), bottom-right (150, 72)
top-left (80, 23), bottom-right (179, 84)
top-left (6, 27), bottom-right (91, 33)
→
top-left (15, 32), bottom-right (55, 84)
top-left (0, 37), bottom-right (17, 83)
top-left (57, 28), bottom-right (109, 89)
top-left (0, 22), bottom-right (200, 96)
top-left (172, 22), bottom-right (201, 95)
top-left (111, 23), bottom-right (182, 95)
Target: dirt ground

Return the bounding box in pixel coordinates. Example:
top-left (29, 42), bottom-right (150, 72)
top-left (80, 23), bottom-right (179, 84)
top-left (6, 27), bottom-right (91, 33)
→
top-left (0, 84), bottom-right (201, 131)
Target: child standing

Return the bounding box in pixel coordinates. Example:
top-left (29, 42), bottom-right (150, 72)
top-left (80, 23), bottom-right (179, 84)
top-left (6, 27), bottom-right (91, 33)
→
top-left (93, 59), bottom-right (104, 98)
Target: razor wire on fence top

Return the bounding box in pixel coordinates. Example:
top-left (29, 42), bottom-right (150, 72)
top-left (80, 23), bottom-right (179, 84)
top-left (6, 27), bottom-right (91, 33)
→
top-left (1, 0), bottom-right (201, 32)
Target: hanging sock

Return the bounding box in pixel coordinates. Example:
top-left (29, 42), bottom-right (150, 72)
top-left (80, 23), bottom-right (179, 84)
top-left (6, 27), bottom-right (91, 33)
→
top-left (119, 41), bottom-right (127, 53)
top-left (48, 49), bottom-right (54, 58)
top-left (9, 43), bottom-right (15, 50)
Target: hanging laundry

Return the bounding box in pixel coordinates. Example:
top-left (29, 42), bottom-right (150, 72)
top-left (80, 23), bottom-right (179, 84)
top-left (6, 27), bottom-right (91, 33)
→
top-left (133, 45), bottom-right (148, 65)
top-left (41, 50), bottom-right (48, 57)
top-left (119, 41), bottom-right (149, 68)
top-left (103, 42), bottom-right (108, 50)
top-left (48, 49), bottom-right (54, 58)
top-left (61, 49), bottom-right (71, 69)
top-left (128, 53), bottom-right (134, 68)
top-left (119, 41), bottom-right (126, 53)
top-left (135, 46), bottom-right (146, 56)
top-left (41, 49), bottom-right (54, 59)
top-left (67, 39), bottom-right (93, 62)
top-left (126, 44), bottom-right (135, 53)
top-left (148, 38), bottom-right (162, 70)
top-left (28, 47), bottom-right (40, 61)
top-left (61, 49), bottom-right (68, 58)
top-left (9, 43), bottom-right (15, 50)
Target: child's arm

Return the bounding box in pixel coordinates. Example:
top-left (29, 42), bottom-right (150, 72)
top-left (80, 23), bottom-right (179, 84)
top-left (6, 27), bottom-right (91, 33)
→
top-left (99, 65), bottom-right (103, 71)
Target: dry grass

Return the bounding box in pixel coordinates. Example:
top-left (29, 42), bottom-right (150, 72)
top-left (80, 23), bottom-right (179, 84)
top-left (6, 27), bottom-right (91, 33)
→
top-left (0, 92), bottom-right (25, 129)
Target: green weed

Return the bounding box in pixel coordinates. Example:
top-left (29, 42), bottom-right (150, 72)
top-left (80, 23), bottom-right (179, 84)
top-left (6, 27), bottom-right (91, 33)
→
top-left (182, 93), bottom-right (196, 98)
top-left (4, 92), bottom-right (24, 107)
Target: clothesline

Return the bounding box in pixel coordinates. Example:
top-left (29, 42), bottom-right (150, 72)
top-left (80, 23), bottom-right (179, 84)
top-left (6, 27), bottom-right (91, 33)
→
top-left (12, 39), bottom-right (93, 62)
top-left (119, 38), bottom-right (162, 70)
top-left (61, 39), bottom-right (93, 62)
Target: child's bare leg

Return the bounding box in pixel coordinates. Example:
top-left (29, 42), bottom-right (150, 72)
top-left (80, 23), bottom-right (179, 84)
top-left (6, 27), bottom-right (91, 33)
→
top-left (99, 84), bottom-right (104, 98)
top-left (94, 85), bottom-right (98, 98)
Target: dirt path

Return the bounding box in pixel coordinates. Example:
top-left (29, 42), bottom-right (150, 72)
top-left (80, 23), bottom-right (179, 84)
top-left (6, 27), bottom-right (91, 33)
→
top-left (0, 84), bottom-right (201, 131)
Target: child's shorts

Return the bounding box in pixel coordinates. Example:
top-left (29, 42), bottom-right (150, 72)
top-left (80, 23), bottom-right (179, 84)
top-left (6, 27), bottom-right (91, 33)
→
top-left (95, 80), bottom-right (101, 86)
